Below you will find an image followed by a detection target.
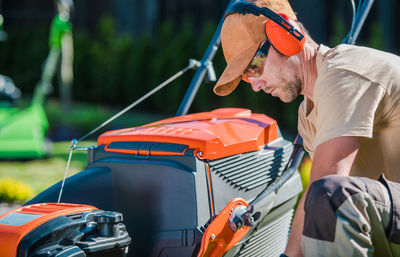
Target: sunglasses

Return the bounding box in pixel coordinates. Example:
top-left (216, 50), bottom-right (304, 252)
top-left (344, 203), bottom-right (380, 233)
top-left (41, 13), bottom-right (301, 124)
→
top-left (241, 41), bottom-right (270, 83)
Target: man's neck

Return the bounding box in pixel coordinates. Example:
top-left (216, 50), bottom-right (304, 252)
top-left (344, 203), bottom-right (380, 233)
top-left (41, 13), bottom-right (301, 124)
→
top-left (299, 41), bottom-right (319, 101)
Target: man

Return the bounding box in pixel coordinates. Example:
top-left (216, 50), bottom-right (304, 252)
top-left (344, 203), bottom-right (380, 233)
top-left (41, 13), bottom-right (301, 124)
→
top-left (213, 0), bottom-right (400, 256)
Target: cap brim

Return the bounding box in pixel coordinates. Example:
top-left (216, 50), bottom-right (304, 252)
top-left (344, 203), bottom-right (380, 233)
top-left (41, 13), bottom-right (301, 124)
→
top-left (214, 43), bottom-right (261, 96)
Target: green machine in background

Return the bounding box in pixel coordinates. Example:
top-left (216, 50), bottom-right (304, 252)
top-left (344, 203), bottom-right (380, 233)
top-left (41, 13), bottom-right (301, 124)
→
top-left (0, 0), bottom-right (73, 159)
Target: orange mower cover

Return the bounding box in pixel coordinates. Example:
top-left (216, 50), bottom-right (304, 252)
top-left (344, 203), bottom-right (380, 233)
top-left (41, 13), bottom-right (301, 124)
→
top-left (98, 108), bottom-right (278, 160)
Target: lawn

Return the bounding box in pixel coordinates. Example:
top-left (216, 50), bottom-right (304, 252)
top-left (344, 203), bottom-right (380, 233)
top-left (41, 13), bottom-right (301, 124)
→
top-left (0, 141), bottom-right (96, 194)
top-left (0, 98), bottom-right (169, 196)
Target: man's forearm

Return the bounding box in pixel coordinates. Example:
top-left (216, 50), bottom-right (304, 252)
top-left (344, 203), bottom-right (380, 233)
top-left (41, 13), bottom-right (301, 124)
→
top-left (284, 136), bottom-right (360, 256)
top-left (284, 188), bottom-right (308, 257)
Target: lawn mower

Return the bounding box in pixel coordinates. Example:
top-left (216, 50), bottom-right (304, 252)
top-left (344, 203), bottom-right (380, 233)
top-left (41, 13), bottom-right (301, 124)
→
top-left (0, 0), bottom-right (374, 256)
top-left (0, 0), bottom-right (74, 159)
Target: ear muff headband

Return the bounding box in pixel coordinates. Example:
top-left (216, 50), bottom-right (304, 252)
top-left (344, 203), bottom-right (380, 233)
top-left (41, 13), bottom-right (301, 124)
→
top-left (225, 1), bottom-right (305, 56)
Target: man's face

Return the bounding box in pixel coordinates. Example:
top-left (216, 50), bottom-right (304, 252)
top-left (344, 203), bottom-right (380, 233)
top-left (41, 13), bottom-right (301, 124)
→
top-left (248, 47), bottom-right (302, 103)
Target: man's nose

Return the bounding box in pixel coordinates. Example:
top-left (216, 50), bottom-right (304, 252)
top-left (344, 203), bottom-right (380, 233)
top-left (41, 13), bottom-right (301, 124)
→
top-left (249, 78), bottom-right (265, 92)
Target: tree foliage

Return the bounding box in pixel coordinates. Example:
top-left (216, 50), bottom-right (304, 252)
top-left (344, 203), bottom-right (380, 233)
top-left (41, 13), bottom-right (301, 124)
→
top-left (0, 15), bottom-right (387, 135)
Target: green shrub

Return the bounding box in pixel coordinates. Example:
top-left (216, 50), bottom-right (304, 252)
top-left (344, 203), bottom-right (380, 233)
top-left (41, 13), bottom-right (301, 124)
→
top-left (0, 177), bottom-right (35, 203)
top-left (0, 15), bottom-right (303, 134)
top-left (369, 21), bottom-right (384, 50)
top-left (299, 156), bottom-right (312, 192)
top-left (294, 156), bottom-right (312, 209)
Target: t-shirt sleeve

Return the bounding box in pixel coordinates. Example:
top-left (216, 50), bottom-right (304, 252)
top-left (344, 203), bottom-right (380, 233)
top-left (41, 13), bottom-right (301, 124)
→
top-left (314, 69), bottom-right (386, 148)
top-left (297, 100), bottom-right (315, 159)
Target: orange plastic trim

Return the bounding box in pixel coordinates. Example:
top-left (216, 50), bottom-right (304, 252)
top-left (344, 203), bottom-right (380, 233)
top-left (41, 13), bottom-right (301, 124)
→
top-left (0, 203), bottom-right (97, 257)
top-left (197, 198), bottom-right (250, 257)
top-left (98, 108), bottom-right (278, 160)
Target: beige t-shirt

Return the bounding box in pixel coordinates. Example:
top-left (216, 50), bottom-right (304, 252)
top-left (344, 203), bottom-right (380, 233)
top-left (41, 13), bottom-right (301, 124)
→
top-left (298, 44), bottom-right (400, 182)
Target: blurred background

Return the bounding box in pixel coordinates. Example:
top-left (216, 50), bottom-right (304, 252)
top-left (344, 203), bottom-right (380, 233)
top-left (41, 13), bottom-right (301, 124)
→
top-left (0, 0), bottom-right (398, 207)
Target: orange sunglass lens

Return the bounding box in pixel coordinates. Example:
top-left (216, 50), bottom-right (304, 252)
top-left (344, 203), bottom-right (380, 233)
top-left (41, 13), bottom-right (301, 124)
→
top-left (241, 75), bottom-right (251, 84)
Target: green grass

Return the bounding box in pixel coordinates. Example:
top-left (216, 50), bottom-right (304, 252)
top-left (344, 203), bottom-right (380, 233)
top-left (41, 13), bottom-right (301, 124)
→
top-left (0, 99), bottom-right (170, 200)
top-left (0, 141), bottom-right (96, 194)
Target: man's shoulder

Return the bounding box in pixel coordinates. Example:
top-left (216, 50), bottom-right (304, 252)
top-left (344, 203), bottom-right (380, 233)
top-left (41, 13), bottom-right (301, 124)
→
top-left (316, 44), bottom-right (400, 94)
top-left (317, 44), bottom-right (400, 64)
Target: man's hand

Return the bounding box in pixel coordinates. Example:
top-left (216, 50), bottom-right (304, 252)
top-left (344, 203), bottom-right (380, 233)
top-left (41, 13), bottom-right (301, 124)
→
top-left (284, 136), bottom-right (360, 257)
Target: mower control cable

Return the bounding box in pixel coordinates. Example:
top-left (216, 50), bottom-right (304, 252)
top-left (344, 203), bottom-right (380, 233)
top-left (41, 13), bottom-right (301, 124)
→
top-left (57, 58), bottom-right (201, 203)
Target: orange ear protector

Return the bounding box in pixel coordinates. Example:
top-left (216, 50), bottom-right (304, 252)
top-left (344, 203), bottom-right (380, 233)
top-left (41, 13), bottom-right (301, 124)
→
top-left (225, 1), bottom-right (305, 56)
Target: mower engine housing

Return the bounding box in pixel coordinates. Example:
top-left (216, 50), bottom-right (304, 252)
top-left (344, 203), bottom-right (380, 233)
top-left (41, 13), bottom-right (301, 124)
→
top-left (28, 108), bottom-right (302, 257)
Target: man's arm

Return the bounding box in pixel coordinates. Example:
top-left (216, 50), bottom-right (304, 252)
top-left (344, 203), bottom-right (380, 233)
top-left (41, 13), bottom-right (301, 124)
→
top-left (284, 136), bottom-right (360, 257)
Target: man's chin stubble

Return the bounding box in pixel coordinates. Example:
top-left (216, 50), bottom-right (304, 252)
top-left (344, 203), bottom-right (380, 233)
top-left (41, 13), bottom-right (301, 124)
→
top-left (282, 78), bottom-right (302, 103)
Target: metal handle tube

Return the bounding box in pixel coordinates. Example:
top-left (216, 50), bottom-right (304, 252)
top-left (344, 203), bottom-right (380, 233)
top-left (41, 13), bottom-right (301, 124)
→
top-left (176, 0), bottom-right (240, 116)
top-left (344, 0), bottom-right (375, 44)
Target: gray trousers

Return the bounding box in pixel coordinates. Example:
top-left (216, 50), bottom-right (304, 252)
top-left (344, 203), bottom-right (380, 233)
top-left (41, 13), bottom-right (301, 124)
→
top-left (302, 175), bottom-right (400, 257)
